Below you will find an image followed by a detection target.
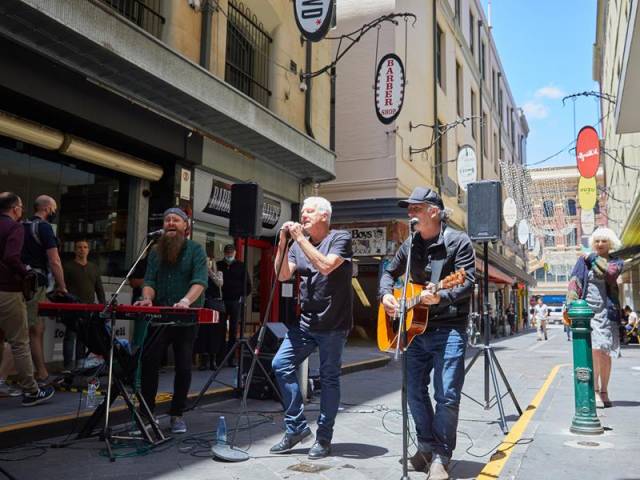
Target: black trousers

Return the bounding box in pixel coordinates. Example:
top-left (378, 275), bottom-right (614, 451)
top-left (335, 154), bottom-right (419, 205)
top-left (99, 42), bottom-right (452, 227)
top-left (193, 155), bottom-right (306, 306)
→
top-left (141, 325), bottom-right (197, 417)
top-left (223, 299), bottom-right (242, 353)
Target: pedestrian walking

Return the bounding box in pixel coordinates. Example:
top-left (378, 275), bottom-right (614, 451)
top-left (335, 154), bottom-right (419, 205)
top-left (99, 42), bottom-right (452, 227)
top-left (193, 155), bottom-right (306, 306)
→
top-left (0, 192), bottom-right (55, 406)
top-left (21, 195), bottom-right (67, 383)
top-left (270, 197), bottom-right (353, 461)
top-left (567, 227), bottom-right (623, 408)
top-left (533, 297), bottom-right (549, 341)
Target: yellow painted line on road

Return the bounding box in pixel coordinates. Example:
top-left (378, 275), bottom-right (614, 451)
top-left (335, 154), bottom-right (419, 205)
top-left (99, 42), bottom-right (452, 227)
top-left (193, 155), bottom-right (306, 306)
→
top-left (476, 363), bottom-right (568, 480)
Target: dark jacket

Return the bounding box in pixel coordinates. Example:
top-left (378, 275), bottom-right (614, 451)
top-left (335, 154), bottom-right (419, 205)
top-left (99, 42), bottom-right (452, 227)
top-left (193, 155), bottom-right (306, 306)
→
top-left (216, 259), bottom-right (252, 301)
top-left (379, 223), bottom-right (476, 330)
top-left (0, 214), bottom-right (28, 292)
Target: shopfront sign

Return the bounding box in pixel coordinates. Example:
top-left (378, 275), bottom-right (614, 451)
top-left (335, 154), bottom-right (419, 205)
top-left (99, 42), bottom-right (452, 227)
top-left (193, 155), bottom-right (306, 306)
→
top-left (294, 0), bottom-right (334, 42)
top-left (517, 219), bottom-right (529, 245)
top-left (575, 126), bottom-right (600, 178)
top-left (193, 170), bottom-right (290, 235)
top-left (578, 176), bottom-right (597, 210)
top-left (456, 145), bottom-right (477, 191)
top-left (351, 227), bottom-right (386, 256)
top-left (503, 197), bottom-right (517, 228)
top-left (374, 53), bottom-right (405, 125)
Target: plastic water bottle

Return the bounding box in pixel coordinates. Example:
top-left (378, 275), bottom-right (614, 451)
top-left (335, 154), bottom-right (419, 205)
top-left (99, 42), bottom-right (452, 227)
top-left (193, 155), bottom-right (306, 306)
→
top-left (86, 381), bottom-right (98, 409)
top-left (216, 416), bottom-right (227, 445)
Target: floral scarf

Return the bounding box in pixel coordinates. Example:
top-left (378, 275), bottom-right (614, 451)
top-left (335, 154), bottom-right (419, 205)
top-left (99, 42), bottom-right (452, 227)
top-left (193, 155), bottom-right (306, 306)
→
top-left (567, 254), bottom-right (624, 320)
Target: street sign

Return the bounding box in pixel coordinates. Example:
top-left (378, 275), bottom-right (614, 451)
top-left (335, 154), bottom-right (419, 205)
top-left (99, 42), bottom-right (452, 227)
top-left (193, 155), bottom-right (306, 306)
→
top-left (517, 219), bottom-right (529, 245)
top-left (456, 145), bottom-right (477, 191)
top-left (575, 126), bottom-right (600, 178)
top-left (578, 176), bottom-right (597, 210)
top-left (503, 197), bottom-right (517, 228)
top-left (293, 0), bottom-right (335, 42)
top-left (374, 53), bottom-right (405, 125)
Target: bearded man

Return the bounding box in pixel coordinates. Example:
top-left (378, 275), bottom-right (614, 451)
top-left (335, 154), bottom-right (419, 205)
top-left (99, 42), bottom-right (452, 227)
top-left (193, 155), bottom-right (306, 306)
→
top-left (135, 208), bottom-right (208, 434)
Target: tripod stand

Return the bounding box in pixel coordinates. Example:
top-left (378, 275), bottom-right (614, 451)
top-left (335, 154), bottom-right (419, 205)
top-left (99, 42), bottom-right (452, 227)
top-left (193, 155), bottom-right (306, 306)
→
top-left (190, 238), bottom-right (283, 409)
top-left (462, 242), bottom-right (522, 434)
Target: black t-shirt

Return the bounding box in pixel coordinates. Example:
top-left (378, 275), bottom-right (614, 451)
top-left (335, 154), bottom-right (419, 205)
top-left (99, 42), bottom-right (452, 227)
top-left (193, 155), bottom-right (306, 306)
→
top-left (288, 230), bottom-right (353, 332)
top-left (21, 217), bottom-right (57, 273)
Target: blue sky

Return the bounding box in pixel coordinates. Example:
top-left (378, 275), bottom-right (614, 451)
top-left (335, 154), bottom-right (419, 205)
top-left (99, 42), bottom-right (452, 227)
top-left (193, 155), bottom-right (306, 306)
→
top-left (480, 0), bottom-right (600, 167)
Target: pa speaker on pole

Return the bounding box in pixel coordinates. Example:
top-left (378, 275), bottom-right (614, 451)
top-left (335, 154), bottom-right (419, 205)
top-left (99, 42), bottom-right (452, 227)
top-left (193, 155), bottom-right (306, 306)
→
top-left (229, 182), bottom-right (263, 238)
top-left (467, 180), bottom-right (502, 242)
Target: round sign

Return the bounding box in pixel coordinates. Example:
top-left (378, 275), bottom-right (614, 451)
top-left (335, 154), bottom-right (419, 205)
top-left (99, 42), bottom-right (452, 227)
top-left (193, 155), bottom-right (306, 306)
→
top-left (457, 145), bottom-right (477, 191)
top-left (581, 208), bottom-right (595, 234)
top-left (293, 0), bottom-right (334, 42)
top-left (374, 53), bottom-right (405, 125)
top-left (575, 126), bottom-right (600, 178)
top-left (517, 220), bottom-right (530, 245)
top-left (503, 197), bottom-right (517, 228)
top-left (578, 176), bottom-right (597, 210)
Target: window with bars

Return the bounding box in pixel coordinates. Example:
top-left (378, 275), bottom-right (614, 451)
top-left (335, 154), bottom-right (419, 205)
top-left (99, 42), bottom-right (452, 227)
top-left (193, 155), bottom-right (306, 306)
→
top-left (225, 0), bottom-right (272, 107)
top-left (99, 0), bottom-right (165, 38)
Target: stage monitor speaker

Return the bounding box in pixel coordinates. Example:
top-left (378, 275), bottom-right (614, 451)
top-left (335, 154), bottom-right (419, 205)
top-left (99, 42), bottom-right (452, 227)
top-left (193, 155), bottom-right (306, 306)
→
top-left (229, 182), bottom-right (263, 238)
top-left (467, 180), bottom-right (502, 242)
top-left (242, 323), bottom-right (288, 400)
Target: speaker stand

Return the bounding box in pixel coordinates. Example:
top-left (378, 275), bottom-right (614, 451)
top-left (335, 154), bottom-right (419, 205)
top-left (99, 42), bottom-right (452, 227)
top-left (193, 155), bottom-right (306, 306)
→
top-left (463, 242), bottom-right (522, 434)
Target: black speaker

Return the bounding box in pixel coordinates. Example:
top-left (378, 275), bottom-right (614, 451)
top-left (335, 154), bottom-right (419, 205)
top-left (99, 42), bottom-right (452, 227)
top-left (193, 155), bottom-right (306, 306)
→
top-left (241, 323), bottom-right (288, 400)
top-left (467, 180), bottom-right (502, 242)
top-left (229, 182), bottom-right (263, 238)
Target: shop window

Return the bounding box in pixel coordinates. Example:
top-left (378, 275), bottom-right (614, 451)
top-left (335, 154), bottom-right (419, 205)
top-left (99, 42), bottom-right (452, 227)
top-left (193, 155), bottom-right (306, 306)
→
top-left (0, 146), bottom-right (129, 277)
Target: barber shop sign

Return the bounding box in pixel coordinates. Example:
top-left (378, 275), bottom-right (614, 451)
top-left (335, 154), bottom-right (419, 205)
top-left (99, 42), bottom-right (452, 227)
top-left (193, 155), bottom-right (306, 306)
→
top-left (294, 0), bottom-right (334, 42)
top-left (374, 53), bottom-right (406, 125)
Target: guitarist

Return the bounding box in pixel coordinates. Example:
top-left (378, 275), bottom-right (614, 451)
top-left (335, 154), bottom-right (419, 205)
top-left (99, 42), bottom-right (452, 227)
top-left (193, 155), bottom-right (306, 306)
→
top-left (379, 187), bottom-right (475, 480)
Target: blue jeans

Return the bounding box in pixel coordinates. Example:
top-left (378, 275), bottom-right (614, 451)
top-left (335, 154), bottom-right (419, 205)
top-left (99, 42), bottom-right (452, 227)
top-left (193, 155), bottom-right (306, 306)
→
top-left (406, 328), bottom-right (467, 463)
top-left (272, 325), bottom-right (348, 442)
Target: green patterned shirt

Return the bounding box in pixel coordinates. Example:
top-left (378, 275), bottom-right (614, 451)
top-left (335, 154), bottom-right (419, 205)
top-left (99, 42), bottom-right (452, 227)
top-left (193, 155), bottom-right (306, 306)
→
top-left (143, 239), bottom-right (208, 307)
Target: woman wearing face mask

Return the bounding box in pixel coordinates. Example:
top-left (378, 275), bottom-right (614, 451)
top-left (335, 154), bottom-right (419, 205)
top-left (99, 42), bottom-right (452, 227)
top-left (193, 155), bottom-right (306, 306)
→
top-left (567, 227), bottom-right (623, 408)
top-left (216, 244), bottom-right (252, 367)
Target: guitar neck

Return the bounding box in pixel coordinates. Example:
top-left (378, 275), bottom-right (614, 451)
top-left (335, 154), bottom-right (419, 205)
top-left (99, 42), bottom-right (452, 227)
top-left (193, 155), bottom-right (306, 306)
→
top-left (404, 279), bottom-right (451, 309)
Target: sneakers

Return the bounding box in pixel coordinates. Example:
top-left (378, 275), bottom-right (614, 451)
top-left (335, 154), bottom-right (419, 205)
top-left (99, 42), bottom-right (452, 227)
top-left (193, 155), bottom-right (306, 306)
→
top-left (269, 427), bottom-right (312, 454)
top-left (22, 385), bottom-right (55, 407)
top-left (171, 416), bottom-right (187, 434)
top-left (428, 461), bottom-right (450, 480)
top-left (308, 439), bottom-right (331, 460)
top-left (0, 380), bottom-right (21, 398)
top-left (403, 450), bottom-right (432, 472)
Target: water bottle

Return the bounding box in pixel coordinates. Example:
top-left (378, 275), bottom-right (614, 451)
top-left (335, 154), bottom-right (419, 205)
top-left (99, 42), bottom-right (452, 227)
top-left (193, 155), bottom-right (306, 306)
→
top-left (216, 416), bottom-right (227, 445)
top-left (86, 381), bottom-right (98, 409)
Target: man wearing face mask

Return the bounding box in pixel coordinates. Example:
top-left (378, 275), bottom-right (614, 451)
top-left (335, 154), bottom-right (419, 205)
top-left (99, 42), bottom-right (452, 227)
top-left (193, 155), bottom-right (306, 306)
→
top-left (22, 195), bottom-right (67, 384)
top-left (216, 244), bottom-right (251, 367)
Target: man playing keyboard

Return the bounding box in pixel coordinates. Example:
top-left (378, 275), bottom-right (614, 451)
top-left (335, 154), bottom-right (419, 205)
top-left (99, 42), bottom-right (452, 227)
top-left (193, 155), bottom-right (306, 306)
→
top-left (134, 208), bottom-right (208, 434)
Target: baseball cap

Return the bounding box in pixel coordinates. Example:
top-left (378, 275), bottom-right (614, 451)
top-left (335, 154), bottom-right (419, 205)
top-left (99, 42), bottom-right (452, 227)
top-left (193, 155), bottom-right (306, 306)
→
top-left (398, 187), bottom-right (445, 209)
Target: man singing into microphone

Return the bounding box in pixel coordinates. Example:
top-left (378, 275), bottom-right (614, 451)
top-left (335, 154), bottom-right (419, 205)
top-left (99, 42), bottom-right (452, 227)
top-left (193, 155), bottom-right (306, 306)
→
top-left (270, 197), bottom-right (353, 460)
top-left (135, 208), bottom-right (208, 434)
top-left (379, 188), bottom-right (475, 480)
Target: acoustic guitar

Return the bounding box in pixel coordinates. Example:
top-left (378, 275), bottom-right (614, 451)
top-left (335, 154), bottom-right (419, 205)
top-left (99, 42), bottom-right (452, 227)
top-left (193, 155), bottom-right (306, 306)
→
top-left (377, 269), bottom-right (466, 352)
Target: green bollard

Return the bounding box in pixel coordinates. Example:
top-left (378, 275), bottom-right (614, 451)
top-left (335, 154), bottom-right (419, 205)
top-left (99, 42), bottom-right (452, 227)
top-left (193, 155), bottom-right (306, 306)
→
top-left (569, 299), bottom-right (604, 435)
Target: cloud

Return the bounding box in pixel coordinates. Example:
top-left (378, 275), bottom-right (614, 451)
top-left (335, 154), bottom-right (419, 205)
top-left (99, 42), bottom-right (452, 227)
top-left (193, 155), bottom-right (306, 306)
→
top-left (534, 85), bottom-right (565, 100)
top-left (522, 101), bottom-right (549, 119)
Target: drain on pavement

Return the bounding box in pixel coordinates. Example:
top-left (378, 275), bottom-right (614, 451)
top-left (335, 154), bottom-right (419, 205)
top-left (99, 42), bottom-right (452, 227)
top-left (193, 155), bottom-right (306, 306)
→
top-left (287, 462), bottom-right (332, 473)
top-left (564, 440), bottom-right (614, 450)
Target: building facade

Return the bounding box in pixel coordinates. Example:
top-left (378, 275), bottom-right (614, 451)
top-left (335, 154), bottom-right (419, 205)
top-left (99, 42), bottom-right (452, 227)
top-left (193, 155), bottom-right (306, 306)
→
top-left (593, 0), bottom-right (640, 310)
top-left (323, 0), bottom-right (534, 339)
top-left (0, 0), bottom-right (334, 361)
top-left (527, 166), bottom-right (607, 303)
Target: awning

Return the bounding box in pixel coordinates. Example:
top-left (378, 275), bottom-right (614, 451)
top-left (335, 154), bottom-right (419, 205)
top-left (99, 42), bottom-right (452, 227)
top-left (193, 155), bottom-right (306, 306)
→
top-left (0, 0), bottom-right (335, 182)
top-left (475, 259), bottom-right (516, 285)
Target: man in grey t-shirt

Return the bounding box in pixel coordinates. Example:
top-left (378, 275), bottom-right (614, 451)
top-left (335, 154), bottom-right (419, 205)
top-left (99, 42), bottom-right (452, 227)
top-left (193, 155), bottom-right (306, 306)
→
top-left (270, 196), bottom-right (353, 460)
top-left (534, 297), bottom-right (549, 341)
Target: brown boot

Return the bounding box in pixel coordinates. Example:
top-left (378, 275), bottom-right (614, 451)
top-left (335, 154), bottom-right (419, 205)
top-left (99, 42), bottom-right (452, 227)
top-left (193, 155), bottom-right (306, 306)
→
top-left (428, 461), bottom-right (450, 480)
top-left (408, 450), bottom-right (432, 472)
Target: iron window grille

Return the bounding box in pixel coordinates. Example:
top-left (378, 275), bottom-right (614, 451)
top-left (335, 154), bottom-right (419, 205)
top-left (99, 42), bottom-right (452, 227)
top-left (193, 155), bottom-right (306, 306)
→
top-left (99, 0), bottom-right (165, 38)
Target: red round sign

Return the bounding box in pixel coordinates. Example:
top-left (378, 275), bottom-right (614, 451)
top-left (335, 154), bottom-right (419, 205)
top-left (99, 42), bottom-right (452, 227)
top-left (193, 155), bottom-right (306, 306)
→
top-left (575, 126), bottom-right (600, 178)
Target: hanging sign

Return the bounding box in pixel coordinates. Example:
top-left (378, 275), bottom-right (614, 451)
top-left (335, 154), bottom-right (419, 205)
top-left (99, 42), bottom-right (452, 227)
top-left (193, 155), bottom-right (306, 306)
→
top-left (503, 197), bottom-right (517, 228)
top-left (374, 53), bottom-right (406, 125)
top-left (575, 126), bottom-right (600, 178)
top-left (581, 208), bottom-right (595, 234)
top-left (294, 0), bottom-right (334, 42)
top-left (457, 145), bottom-right (477, 191)
top-left (578, 176), bottom-right (597, 210)
top-left (517, 219), bottom-right (529, 245)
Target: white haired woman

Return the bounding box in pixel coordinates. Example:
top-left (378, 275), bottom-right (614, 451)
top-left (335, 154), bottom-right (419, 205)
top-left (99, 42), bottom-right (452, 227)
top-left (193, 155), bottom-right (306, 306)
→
top-left (566, 227), bottom-right (623, 408)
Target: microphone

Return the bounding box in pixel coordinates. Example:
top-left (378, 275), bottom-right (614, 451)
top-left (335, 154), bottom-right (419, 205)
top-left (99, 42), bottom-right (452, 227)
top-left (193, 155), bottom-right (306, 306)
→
top-left (147, 228), bottom-right (164, 238)
top-left (410, 217), bottom-right (419, 226)
top-left (279, 226), bottom-right (291, 238)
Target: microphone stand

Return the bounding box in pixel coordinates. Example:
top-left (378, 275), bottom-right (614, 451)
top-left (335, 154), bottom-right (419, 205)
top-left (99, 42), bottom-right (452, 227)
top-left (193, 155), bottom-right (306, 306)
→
top-left (395, 220), bottom-right (416, 480)
top-left (99, 234), bottom-right (163, 461)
